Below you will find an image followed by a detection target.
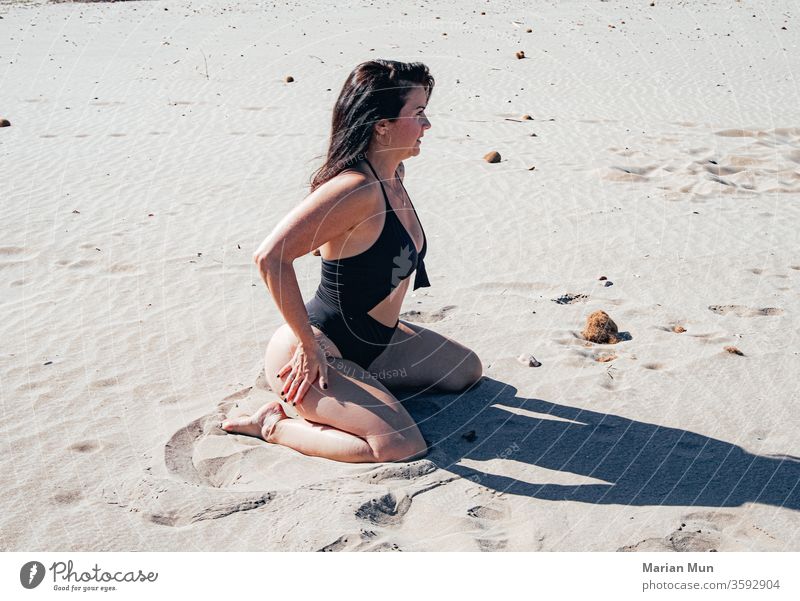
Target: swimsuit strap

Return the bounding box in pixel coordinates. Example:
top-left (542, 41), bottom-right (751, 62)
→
top-left (362, 158), bottom-right (392, 212)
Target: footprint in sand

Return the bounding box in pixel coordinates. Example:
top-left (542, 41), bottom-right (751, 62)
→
top-left (356, 461), bottom-right (438, 485)
top-left (400, 305), bottom-right (457, 323)
top-left (318, 532), bottom-right (402, 552)
top-left (466, 501), bottom-right (510, 551)
top-left (618, 511), bottom-right (774, 552)
top-left (708, 304), bottom-right (783, 317)
top-left (354, 492), bottom-right (412, 527)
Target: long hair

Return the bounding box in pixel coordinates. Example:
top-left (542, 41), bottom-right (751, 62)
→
top-left (309, 60), bottom-right (435, 192)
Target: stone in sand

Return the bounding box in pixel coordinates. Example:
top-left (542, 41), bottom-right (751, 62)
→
top-left (517, 354), bottom-right (541, 367)
top-left (724, 346), bottom-right (744, 356)
top-left (673, 325), bottom-right (686, 333)
top-left (484, 151), bottom-right (501, 163)
top-left (284, 75), bottom-right (294, 83)
top-left (596, 354), bottom-right (616, 363)
top-left (526, 28), bottom-right (532, 33)
top-left (515, 50), bottom-right (526, 59)
top-left (582, 310), bottom-right (621, 344)
top-left (0, 118), bottom-right (10, 127)
top-left (521, 114), bottom-right (533, 120)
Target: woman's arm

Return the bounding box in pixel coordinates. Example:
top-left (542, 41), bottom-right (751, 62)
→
top-left (253, 173), bottom-right (375, 346)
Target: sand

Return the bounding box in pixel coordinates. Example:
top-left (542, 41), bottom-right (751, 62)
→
top-left (1, 0), bottom-right (799, 551)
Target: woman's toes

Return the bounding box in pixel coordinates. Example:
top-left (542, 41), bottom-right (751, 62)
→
top-left (220, 415), bottom-right (261, 438)
top-left (222, 402), bottom-right (288, 441)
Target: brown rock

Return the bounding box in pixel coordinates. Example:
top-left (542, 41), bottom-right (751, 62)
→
top-left (284, 75), bottom-right (294, 83)
top-left (526, 28), bottom-right (532, 33)
top-left (484, 151), bottom-right (501, 163)
top-left (521, 114), bottom-right (533, 120)
top-left (599, 275), bottom-right (607, 280)
top-left (515, 50), bottom-right (526, 59)
top-left (0, 118), bottom-right (10, 127)
top-left (596, 354), bottom-right (616, 363)
top-left (672, 325), bottom-right (686, 333)
top-left (582, 310), bottom-right (621, 344)
top-left (724, 346), bottom-right (744, 356)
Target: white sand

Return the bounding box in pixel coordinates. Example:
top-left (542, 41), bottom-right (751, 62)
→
top-left (1, 0), bottom-right (799, 551)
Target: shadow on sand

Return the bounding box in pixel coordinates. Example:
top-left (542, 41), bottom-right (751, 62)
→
top-left (399, 377), bottom-right (799, 510)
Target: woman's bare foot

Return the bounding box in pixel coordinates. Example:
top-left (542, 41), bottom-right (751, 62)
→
top-left (221, 401), bottom-right (288, 442)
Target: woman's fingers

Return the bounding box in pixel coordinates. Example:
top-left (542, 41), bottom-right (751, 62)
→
top-left (286, 376), bottom-right (302, 404)
top-left (277, 362), bottom-right (291, 379)
top-left (281, 371), bottom-right (295, 395)
top-left (293, 379), bottom-right (311, 405)
top-left (319, 363), bottom-right (329, 390)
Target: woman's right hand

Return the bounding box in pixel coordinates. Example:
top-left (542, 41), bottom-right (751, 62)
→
top-left (277, 339), bottom-right (330, 405)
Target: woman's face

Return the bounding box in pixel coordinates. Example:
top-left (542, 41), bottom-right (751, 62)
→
top-left (387, 85), bottom-right (431, 159)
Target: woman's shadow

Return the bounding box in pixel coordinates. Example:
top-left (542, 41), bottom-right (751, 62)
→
top-left (399, 377), bottom-right (800, 510)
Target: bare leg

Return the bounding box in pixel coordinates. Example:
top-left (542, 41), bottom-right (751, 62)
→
top-left (222, 324), bottom-right (428, 464)
top-left (222, 401), bottom-right (378, 463)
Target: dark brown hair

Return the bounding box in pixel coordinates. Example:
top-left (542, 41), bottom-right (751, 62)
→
top-left (309, 59), bottom-right (434, 191)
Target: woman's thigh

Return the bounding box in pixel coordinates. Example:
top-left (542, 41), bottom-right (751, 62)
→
top-left (263, 324), bottom-right (425, 456)
top-left (365, 320), bottom-right (483, 392)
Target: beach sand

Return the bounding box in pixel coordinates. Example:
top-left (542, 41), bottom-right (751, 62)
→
top-left (1, 0), bottom-right (799, 551)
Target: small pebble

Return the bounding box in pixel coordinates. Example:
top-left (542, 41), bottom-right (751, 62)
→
top-left (599, 275), bottom-right (607, 280)
top-left (596, 354), bottom-right (616, 363)
top-left (284, 75), bottom-right (294, 83)
top-left (483, 150), bottom-right (501, 163)
top-left (526, 28), bottom-right (532, 33)
top-left (517, 354), bottom-right (541, 367)
top-left (724, 346), bottom-right (744, 356)
top-left (521, 114), bottom-right (533, 120)
top-left (604, 280), bottom-right (613, 287)
top-left (673, 325), bottom-right (686, 333)
top-left (515, 50), bottom-right (525, 59)
top-left (0, 118), bottom-right (10, 127)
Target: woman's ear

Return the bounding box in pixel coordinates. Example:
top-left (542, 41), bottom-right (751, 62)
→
top-left (374, 118), bottom-right (390, 137)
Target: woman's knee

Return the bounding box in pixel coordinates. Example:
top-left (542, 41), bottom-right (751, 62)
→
top-left (438, 350), bottom-right (483, 393)
top-left (370, 430), bottom-right (428, 463)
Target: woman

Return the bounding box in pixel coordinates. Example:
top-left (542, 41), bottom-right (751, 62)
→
top-left (222, 60), bottom-right (483, 463)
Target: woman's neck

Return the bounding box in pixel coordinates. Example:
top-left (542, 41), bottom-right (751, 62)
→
top-left (364, 148), bottom-right (402, 183)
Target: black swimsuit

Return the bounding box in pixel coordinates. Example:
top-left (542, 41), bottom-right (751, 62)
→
top-left (305, 158), bottom-right (430, 370)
